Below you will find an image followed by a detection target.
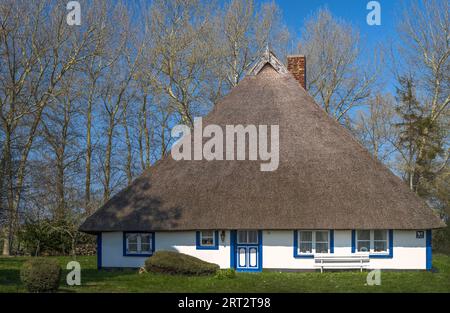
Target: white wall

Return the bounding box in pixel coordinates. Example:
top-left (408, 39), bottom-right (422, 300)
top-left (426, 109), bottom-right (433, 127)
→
top-left (101, 231), bottom-right (231, 268)
top-left (100, 230), bottom-right (428, 269)
top-left (262, 230), bottom-right (427, 270)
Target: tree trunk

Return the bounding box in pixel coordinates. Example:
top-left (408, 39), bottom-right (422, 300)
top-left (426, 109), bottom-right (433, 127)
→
top-left (85, 83), bottom-right (94, 214)
top-left (123, 111), bottom-right (133, 185)
top-left (103, 119), bottom-right (114, 203)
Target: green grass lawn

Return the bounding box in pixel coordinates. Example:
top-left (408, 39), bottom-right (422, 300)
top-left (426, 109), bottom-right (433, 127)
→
top-left (1, 254), bottom-right (450, 293)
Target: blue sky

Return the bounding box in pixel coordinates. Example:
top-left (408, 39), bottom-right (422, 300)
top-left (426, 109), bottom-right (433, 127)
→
top-left (274, 0), bottom-right (399, 50)
top-left (269, 0), bottom-right (409, 103)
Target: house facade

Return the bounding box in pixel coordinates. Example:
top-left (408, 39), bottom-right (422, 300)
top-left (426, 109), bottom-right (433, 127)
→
top-left (81, 50), bottom-right (444, 271)
top-left (98, 230), bottom-right (431, 270)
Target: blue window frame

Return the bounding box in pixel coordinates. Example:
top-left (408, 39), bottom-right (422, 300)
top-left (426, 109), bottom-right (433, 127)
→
top-left (293, 230), bottom-right (334, 258)
top-left (97, 233), bottom-right (102, 269)
top-left (196, 230), bottom-right (219, 250)
top-left (123, 232), bottom-right (155, 257)
top-left (426, 229), bottom-right (432, 270)
top-left (351, 229), bottom-right (393, 259)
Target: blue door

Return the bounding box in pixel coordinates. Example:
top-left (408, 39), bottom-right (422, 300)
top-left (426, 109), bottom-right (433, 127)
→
top-left (232, 230), bottom-right (262, 272)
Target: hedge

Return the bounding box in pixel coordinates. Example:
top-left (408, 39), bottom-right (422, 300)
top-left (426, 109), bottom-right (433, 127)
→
top-left (144, 251), bottom-right (219, 275)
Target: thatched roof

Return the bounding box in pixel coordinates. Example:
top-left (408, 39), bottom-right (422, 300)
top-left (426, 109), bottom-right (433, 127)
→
top-left (80, 53), bottom-right (444, 233)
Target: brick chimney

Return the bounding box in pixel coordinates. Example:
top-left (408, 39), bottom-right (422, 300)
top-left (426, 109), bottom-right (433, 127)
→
top-left (287, 55), bottom-right (306, 90)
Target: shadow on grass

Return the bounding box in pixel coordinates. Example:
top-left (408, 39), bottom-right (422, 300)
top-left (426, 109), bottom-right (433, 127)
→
top-left (0, 269), bottom-right (21, 286)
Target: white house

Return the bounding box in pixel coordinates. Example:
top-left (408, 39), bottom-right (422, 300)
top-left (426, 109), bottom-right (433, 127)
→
top-left (80, 50), bottom-right (444, 271)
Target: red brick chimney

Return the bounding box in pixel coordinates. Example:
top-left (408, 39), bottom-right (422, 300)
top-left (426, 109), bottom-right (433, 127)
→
top-left (287, 55), bottom-right (306, 90)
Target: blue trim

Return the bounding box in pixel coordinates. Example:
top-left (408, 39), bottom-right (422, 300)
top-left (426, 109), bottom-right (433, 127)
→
top-left (351, 229), bottom-right (394, 258)
top-left (370, 229), bottom-right (393, 259)
top-left (426, 229), bottom-right (432, 270)
top-left (294, 230), bottom-right (334, 258)
top-left (330, 230), bottom-right (334, 254)
top-left (196, 230), bottom-right (219, 250)
top-left (123, 232), bottom-right (155, 257)
top-left (351, 230), bottom-right (356, 253)
top-left (237, 247), bottom-right (247, 267)
top-left (258, 230), bottom-right (263, 271)
top-left (97, 233), bottom-right (102, 269)
top-left (293, 230), bottom-right (313, 258)
top-left (230, 230), bottom-right (236, 269)
top-left (233, 230), bottom-right (263, 272)
top-left (248, 247), bottom-right (258, 267)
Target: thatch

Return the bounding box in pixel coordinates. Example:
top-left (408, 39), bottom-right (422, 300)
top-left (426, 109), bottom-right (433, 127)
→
top-left (80, 58), bottom-right (444, 233)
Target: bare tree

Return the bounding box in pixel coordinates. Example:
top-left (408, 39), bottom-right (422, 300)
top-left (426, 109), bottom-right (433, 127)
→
top-left (144, 0), bottom-right (217, 127)
top-left (81, 0), bottom-right (115, 214)
top-left (98, 5), bottom-right (143, 202)
top-left (353, 93), bottom-right (398, 164)
top-left (297, 8), bottom-right (378, 123)
top-left (0, 0), bottom-right (96, 255)
top-left (217, 0), bottom-right (290, 89)
top-left (40, 72), bottom-right (83, 222)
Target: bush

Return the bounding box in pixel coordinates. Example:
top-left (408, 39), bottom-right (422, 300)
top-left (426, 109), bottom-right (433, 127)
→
top-left (144, 251), bottom-right (219, 275)
top-left (215, 268), bottom-right (236, 279)
top-left (20, 258), bottom-right (62, 292)
top-left (18, 218), bottom-right (96, 256)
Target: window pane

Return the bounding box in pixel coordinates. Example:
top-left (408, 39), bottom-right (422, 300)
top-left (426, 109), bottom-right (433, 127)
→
top-left (237, 231), bottom-right (247, 244)
top-left (299, 242), bottom-right (312, 254)
top-left (200, 231), bottom-right (214, 246)
top-left (140, 234), bottom-right (152, 252)
top-left (141, 243), bottom-right (150, 252)
top-left (357, 230), bottom-right (370, 240)
top-left (127, 234), bottom-right (138, 253)
top-left (202, 231), bottom-right (214, 238)
top-left (374, 241), bottom-right (387, 252)
top-left (201, 237), bottom-right (214, 245)
top-left (357, 241), bottom-right (370, 252)
top-left (299, 231), bottom-right (312, 242)
top-left (316, 231), bottom-right (328, 242)
top-left (374, 230), bottom-right (387, 240)
top-left (128, 243), bottom-right (138, 252)
top-left (141, 234), bottom-right (151, 245)
top-left (316, 242), bottom-right (328, 253)
top-left (128, 234), bottom-right (138, 244)
top-left (248, 231), bottom-right (258, 244)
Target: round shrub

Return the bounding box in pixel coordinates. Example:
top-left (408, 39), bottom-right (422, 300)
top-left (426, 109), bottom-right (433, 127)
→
top-left (144, 251), bottom-right (219, 275)
top-left (20, 258), bottom-right (62, 292)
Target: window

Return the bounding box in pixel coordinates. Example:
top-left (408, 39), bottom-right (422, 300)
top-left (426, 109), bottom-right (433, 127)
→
top-left (356, 230), bottom-right (389, 254)
top-left (374, 230), bottom-right (387, 252)
top-left (296, 230), bottom-right (330, 255)
top-left (237, 230), bottom-right (258, 244)
top-left (196, 231), bottom-right (218, 249)
top-left (315, 231), bottom-right (329, 253)
top-left (357, 230), bottom-right (371, 252)
top-left (200, 231), bottom-right (215, 246)
top-left (299, 231), bottom-right (312, 253)
top-left (124, 232), bottom-right (154, 256)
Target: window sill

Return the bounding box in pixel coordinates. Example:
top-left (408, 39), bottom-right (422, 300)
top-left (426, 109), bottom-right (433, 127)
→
top-left (354, 251), bottom-right (392, 258)
top-left (369, 253), bottom-right (392, 259)
top-left (294, 254), bottom-right (314, 259)
top-left (196, 246), bottom-right (219, 250)
top-left (124, 252), bottom-right (153, 257)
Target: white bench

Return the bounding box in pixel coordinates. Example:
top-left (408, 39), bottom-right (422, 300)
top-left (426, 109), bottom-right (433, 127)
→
top-left (314, 254), bottom-right (370, 273)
